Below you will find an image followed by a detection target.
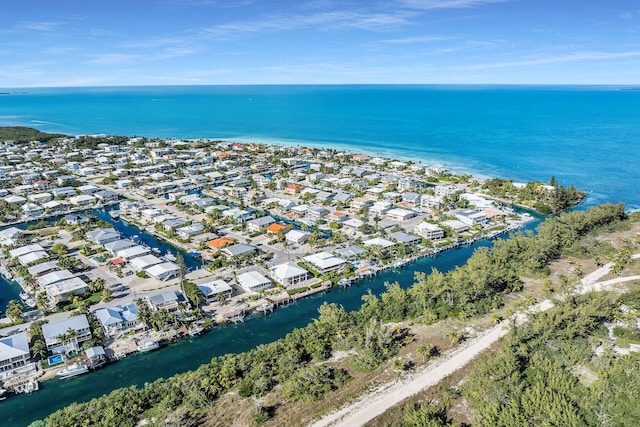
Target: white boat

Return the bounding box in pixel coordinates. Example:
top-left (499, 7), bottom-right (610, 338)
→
top-left (338, 278), bottom-right (352, 287)
top-left (57, 363), bottom-right (89, 379)
top-left (188, 327), bottom-right (204, 336)
top-left (392, 259), bottom-right (409, 268)
top-left (256, 302), bottom-right (274, 313)
top-left (137, 338), bottom-right (160, 352)
top-left (0, 388), bottom-right (6, 398)
top-left (164, 252), bottom-right (176, 262)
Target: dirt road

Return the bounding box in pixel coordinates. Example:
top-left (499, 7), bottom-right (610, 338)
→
top-left (311, 255), bottom-right (640, 427)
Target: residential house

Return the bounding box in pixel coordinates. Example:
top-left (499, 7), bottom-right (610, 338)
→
top-left (237, 271), bottom-right (272, 293)
top-left (0, 332), bottom-right (32, 377)
top-left (285, 229), bottom-right (310, 245)
top-left (86, 227), bottom-right (121, 245)
top-left (21, 202), bottom-right (44, 218)
top-left (95, 304), bottom-right (140, 337)
top-left (146, 290), bottom-right (182, 311)
top-left (194, 277), bottom-right (233, 302)
top-left (146, 262), bottom-right (179, 281)
top-left (385, 208), bottom-right (415, 222)
top-left (303, 252), bottom-right (346, 275)
top-left (270, 262), bottom-right (309, 287)
top-left (222, 243), bottom-right (256, 259)
top-left (388, 231), bottom-right (421, 246)
top-left (246, 215), bottom-right (276, 232)
top-left (42, 315), bottom-right (92, 352)
top-left (45, 277), bottom-right (89, 303)
top-left (69, 194), bottom-right (97, 207)
top-left (414, 222), bottom-right (445, 240)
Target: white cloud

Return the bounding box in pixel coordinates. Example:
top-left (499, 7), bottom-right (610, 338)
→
top-left (399, 0), bottom-right (508, 10)
top-left (381, 35), bottom-right (451, 44)
top-left (199, 9), bottom-right (413, 40)
top-left (456, 50), bottom-right (640, 70)
top-left (18, 21), bottom-right (63, 32)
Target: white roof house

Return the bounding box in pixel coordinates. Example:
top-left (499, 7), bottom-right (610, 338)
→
top-left (285, 229), bottom-right (311, 245)
top-left (21, 202), bottom-right (44, 217)
top-left (0, 332), bottom-right (31, 374)
top-left (385, 208), bottom-right (415, 221)
top-left (303, 251), bottom-right (347, 275)
top-left (69, 194), bottom-right (97, 207)
top-left (388, 231), bottom-right (421, 245)
top-left (9, 244), bottom-right (45, 258)
top-left (95, 304), bottom-right (139, 337)
top-left (440, 219), bottom-right (470, 233)
top-left (363, 237), bottom-right (396, 249)
top-left (129, 254), bottom-right (164, 272)
top-left (116, 245), bottom-right (151, 261)
top-left (194, 277), bottom-right (233, 301)
top-left (42, 314), bottom-right (92, 351)
top-left (18, 251), bottom-right (49, 266)
top-left (27, 260), bottom-right (59, 277)
top-left (414, 222), bottom-right (445, 240)
top-left (104, 239), bottom-right (136, 256)
top-left (37, 269), bottom-right (75, 287)
top-left (237, 271), bottom-right (272, 293)
top-left (86, 227), bottom-right (121, 245)
top-left (270, 262), bottom-right (310, 287)
top-left (0, 227), bottom-right (22, 246)
top-left (45, 277), bottom-right (89, 303)
top-left (146, 262), bottom-right (179, 281)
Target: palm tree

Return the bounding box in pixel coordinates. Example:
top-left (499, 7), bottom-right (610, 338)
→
top-left (417, 344), bottom-right (433, 362)
top-left (30, 339), bottom-right (47, 361)
top-left (65, 327), bottom-right (79, 352)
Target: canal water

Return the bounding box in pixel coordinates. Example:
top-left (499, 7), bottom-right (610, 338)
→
top-left (0, 213), bottom-right (539, 426)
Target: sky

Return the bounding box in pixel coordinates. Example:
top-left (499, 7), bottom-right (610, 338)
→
top-left (1, 0), bottom-right (639, 87)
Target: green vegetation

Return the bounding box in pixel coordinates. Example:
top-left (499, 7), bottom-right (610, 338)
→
top-left (462, 292), bottom-right (640, 427)
top-left (40, 203), bottom-right (628, 426)
top-left (0, 126), bottom-right (66, 143)
top-left (482, 176), bottom-right (585, 214)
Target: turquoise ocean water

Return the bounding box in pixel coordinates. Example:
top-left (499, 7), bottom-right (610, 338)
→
top-left (1, 85), bottom-right (639, 209)
top-left (0, 85), bottom-right (638, 425)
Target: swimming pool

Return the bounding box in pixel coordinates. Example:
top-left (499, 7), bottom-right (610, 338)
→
top-left (48, 354), bottom-right (63, 366)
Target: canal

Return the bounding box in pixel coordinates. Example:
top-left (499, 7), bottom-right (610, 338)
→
top-left (0, 212), bottom-right (539, 426)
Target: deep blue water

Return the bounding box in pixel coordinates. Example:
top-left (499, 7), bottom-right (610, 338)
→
top-left (1, 85), bottom-right (639, 209)
top-left (0, 85), bottom-right (638, 425)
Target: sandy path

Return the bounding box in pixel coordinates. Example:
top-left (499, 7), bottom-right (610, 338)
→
top-left (311, 255), bottom-right (640, 427)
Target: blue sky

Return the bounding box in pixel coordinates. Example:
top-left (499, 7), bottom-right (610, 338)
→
top-left (1, 0), bottom-right (639, 86)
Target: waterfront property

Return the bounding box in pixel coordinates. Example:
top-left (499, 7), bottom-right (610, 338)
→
top-left (194, 277), bottom-right (233, 302)
top-left (42, 315), bottom-right (92, 353)
top-left (237, 271), bottom-right (272, 293)
top-left (270, 262), bottom-right (310, 287)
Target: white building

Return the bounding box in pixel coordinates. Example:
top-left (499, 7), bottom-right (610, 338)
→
top-left (270, 262), bottom-right (310, 287)
top-left (385, 208), bottom-right (415, 221)
top-left (237, 271), bottom-right (272, 293)
top-left (129, 254), bottom-right (164, 272)
top-left (0, 332), bottom-right (31, 375)
top-left (414, 222), bottom-right (445, 240)
top-left (146, 262), bottom-right (179, 281)
top-left (42, 315), bottom-right (92, 352)
top-left (303, 252), bottom-right (347, 275)
top-left (194, 277), bottom-right (233, 302)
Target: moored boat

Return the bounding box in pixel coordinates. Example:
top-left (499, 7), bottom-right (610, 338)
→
top-left (188, 326), bottom-right (204, 336)
top-left (57, 363), bottom-right (89, 379)
top-left (137, 338), bottom-right (160, 352)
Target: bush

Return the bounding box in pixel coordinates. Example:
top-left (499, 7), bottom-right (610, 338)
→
top-left (136, 271), bottom-right (147, 278)
top-left (613, 326), bottom-right (640, 343)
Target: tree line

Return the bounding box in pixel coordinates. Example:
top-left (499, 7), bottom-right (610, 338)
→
top-left (39, 202), bottom-right (627, 426)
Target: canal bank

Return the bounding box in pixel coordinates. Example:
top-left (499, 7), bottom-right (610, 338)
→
top-left (0, 208), bottom-right (539, 426)
top-left (0, 221), bottom-right (541, 427)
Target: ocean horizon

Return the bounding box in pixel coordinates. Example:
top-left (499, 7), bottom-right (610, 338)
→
top-left (2, 84), bottom-right (639, 209)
